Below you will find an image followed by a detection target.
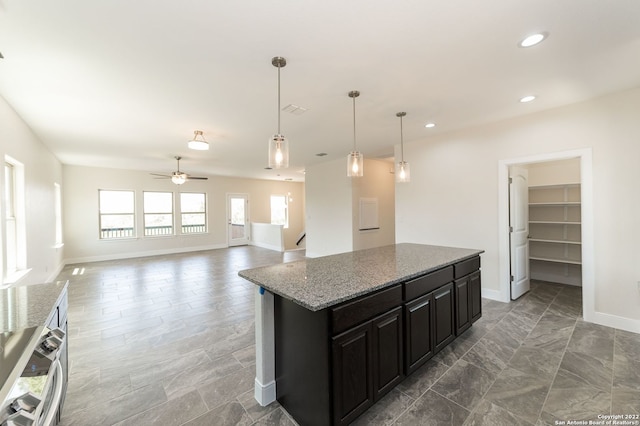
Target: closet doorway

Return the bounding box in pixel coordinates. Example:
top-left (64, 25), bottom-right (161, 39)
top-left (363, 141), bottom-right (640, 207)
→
top-left (498, 149), bottom-right (594, 321)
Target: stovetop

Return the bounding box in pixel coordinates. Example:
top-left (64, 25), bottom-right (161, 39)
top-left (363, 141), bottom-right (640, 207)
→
top-left (0, 327), bottom-right (39, 400)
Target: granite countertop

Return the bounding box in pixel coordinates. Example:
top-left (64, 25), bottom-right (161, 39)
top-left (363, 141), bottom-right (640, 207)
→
top-left (239, 243), bottom-right (483, 311)
top-left (0, 280), bottom-right (68, 332)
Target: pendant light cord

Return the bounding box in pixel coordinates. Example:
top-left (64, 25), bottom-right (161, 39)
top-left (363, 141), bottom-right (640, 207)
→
top-left (352, 94), bottom-right (357, 151)
top-left (400, 114), bottom-right (404, 162)
top-left (277, 64), bottom-right (281, 135)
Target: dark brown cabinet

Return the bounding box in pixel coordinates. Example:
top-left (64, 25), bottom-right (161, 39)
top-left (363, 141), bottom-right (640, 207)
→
top-left (274, 257), bottom-right (481, 426)
top-left (404, 293), bottom-right (433, 374)
top-left (332, 321), bottom-right (373, 425)
top-left (332, 305), bottom-right (404, 425)
top-left (454, 255), bottom-right (482, 335)
top-left (433, 283), bottom-right (455, 352)
top-left (455, 276), bottom-right (471, 335)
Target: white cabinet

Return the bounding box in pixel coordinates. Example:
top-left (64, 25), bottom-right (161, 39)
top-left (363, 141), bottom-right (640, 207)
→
top-left (528, 184), bottom-right (582, 286)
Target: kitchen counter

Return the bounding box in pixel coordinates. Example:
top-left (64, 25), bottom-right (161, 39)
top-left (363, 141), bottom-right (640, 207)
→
top-left (239, 243), bottom-right (483, 425)
top-left (0, 281), bottom-right (68, 333)
top-left (239, 243), bottom-right (483, 311)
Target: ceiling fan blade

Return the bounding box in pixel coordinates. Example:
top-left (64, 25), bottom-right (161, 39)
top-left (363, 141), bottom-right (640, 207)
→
top-left (150, 173), bottom-right (171, 178)
top-left (187, 176), bottom-right (208, 180)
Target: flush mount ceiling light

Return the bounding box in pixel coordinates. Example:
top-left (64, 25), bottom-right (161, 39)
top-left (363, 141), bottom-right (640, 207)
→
top-left (520, 95), bottom-right (536, 103)
top-left (187, 130), bottom-right (209, 150)
top-left (268, 56), bottom-right (289, 169)
top-left (347, 90), bottom-right (363, 177)
top-left (395, 112), bottom-right (410, 183)
top-left (519, 32), bottom-right (548, 48)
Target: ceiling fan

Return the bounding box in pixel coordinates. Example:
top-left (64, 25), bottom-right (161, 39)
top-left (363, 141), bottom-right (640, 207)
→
top-left (150, 156), bottom-right (208, 185)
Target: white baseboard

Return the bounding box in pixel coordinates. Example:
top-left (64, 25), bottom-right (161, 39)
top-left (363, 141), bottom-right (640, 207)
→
top-left (254, 377), bottom-right (277, 406)
top-left (64, 243), bottom-right (228, 264)
top-left (590, 311), bottom-right (640, 335)
top-left (250, 241), bottom-right (284, 252)
top-left (481, 287), bottom-right (505, 302)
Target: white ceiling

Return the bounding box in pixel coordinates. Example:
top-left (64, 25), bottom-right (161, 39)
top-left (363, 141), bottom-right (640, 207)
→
top-left (1, 1), bottom-right (640, 182)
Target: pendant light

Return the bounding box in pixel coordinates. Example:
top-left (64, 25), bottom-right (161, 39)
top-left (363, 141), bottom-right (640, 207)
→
top-left (395, 112), bottom-right (410, 183)
top-left (187, 130), bottom-right (209, 150)
top-left (347, 90), bottom-right (363, 177)
top-left (268, 56), bottom-right (289, 169)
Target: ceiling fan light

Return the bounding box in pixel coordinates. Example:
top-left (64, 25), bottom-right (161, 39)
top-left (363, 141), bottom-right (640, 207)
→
top-left (188, 130), bottom-right (209, 150)
top-left (171, 172), bottom-right (187, 185)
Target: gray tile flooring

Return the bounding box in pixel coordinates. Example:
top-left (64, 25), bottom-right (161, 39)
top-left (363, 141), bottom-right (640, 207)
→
top-left (55, 247), bottom-right (640, 425)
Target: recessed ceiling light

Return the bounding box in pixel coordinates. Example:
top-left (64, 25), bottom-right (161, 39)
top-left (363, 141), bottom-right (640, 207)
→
top-left (519, 32), bottom-right (548, 48)
top-left (425, 123), bottom-right (436, 128)
top-left (520, 95), bottom-right (536, 103)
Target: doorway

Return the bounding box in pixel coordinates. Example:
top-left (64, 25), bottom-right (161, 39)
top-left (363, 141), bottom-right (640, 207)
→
top-left (498, 148), bottom-right (594, 322)
top-left (227, 193), bottom-right (250, 246)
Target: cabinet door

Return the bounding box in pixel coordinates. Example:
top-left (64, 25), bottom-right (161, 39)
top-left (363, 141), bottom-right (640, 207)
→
top-left (372, 307), bottom-right (404, 400)
top-left (469, 271), bottom-right (482, 323)
top-left (455, 276), bottom-right (471, 335)
top-left (404, 293), bottom-right (434, 375)
top-left (433, 283), bottom-right (455, 353)
top-left (332, 321), bottom-right (373, 425)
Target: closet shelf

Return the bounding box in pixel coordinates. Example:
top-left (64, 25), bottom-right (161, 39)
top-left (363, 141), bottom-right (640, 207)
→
top-left (529, 220), bottom-right (581, 225)
top-left (529, 238), bottom-right (581, 245)
top-left (530, 256), bottom-right (582, 265)
top-left (529, 202), bottom-right (581, 206)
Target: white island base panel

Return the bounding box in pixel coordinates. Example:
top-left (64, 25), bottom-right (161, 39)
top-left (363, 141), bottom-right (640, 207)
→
top-left (254, 286), bottom-right (276, 406)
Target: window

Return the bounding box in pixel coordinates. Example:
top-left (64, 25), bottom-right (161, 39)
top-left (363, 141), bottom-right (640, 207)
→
top-left (270, 194), bottom-right (288, 228)
top-left (4, 157), bottom-right (27, 282)
top-left (99, 190), bottom-right (135, 239)
top-left (180, 192), bottom-right (206, 234)
top-left (54, 183), bottom-right (63, 246)
top-left (143, 191), bottom-right (173, 236)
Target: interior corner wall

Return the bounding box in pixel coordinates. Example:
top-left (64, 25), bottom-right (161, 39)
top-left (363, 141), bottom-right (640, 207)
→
top-left (0, 95), bottom-right (64, 284)
top-left (395, 86), bottom-right (640, 329)
top-left (352, 159), bottom-right (396, 251)
top-left (304, 158), bottom-right (353, 258)
top-left (62, 165), bottom-right (305, 263)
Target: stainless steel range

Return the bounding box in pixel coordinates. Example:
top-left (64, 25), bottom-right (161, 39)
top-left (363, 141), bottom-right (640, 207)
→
top-left (0, 325), bottom-right (66, 426)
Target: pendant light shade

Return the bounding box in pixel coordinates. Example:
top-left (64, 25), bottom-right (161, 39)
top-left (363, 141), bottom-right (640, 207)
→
top-left (347, 90), bottom-right (363, 177)
top-left (188, 130), bottom-right (209, 150)
top-left (395, 112), bottom-right (410, 183)
top-left (268, 57), bottom-right (289, 169)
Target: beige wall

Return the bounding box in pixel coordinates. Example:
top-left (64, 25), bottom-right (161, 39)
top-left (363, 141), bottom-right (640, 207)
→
top-left (0, 95), bottom-right (64, 284)
top-left (352, 159), bottom-right (396, 251)
top-left (62, 165), bottom-right (305, 262)
top-left (305, 157), bottom-right (395, 257)
top-left (396, 87), bottom-right (640, 332)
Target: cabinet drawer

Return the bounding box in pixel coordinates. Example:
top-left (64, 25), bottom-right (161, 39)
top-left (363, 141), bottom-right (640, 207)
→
top-left (331, 285), bottom-right (402, 335)
top-left (404, 266), bottom-right (453, 301)
top-left (454, 256), bottom-right (480, 279)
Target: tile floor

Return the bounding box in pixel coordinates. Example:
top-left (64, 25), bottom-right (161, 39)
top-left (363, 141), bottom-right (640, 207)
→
top-left (55, 247), bottom-right (640, 425)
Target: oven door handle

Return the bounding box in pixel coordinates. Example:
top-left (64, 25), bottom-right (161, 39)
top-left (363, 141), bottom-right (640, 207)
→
top-left (40, 359), bottom-right (63, 426)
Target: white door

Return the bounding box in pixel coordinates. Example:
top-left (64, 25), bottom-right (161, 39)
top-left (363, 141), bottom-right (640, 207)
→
top-left (509, 166), bottom-right (530, 300)
top-left (227, 194), bottom-right (249, 246)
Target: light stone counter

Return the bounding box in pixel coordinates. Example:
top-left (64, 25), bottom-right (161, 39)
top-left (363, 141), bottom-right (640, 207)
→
top-left (0, 281), bottom-right (68, 332)
top-left (239, 243), bottom-right (483, 311)
top-left (239, 243), bottom-right (483, 407)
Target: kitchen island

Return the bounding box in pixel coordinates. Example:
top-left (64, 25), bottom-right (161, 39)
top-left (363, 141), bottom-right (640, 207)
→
top-left (239, 243), bottom-right (483, 426)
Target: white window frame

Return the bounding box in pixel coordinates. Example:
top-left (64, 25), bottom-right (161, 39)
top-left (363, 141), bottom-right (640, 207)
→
top-left (99, 189), bottom-right (136, 239)
top-left (143, 191), bottom-right (174, 237)
top-left (3, 156), bottom-right (29, 284)
top-left (180, 192), bottom-right (207, 234)
top-left (270, 194), bottom-right (289, 229)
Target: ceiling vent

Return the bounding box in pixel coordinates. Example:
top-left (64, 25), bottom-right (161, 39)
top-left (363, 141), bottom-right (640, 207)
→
top-left (282, 104), bottom-right (308, 115)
